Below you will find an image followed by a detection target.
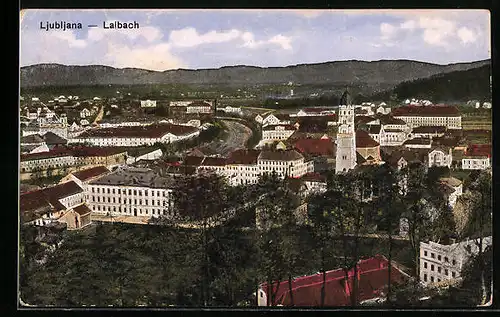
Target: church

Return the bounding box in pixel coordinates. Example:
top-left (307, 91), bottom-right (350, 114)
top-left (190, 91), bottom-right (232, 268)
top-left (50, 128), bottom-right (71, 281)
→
top-left (335, 90), bottom-right (357, 173)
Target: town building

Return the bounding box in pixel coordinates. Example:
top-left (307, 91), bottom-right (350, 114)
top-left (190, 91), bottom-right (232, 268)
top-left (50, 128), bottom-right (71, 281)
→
top-left (140, 100), bottom-right (157, 108)
top-left (262, 124), bottom-right (297, 141)
top-left (438, 177), bottom-right (463, 208)
top-left (60, 165), bottom-right (111, 191)
top-left (403, 137), bottom-right (433, 149)
top-left (261, 113), bottom-right (291, 127)
top-left (290, 108), bottom-right (336, 117)
top-left (80, 108), bottom-right (91, 118)
top-left (69, 123), bottom-right (200, 147)
top-left (428, 147), bottom-right (453, 168)
top-left (336, 98), bottom-right (357, 173)
top-left (126, 148), bottom-right (163, 164)
top-left (419, 236), bottom-right (492, 287)
top-left (392, 105), bottom-right (462, 129)
top-left (20, 181), bottom-right (90, 230)
top-left (224, 149), bottom-right (261, 186)
top-left (356, 130), bottom-right (382, 164)
top-left (461, 144), bottom-right (491, 170)
top-left (258, 149), bottom-right (314, 179)
top-left (186, 101), bottom-right (213, 114)
top-left (87, 167), bottom-right (176, 218)
top-left (258, 255), bottom-right (409, 306)
top-left (410, 126), bottom-right (447, 139)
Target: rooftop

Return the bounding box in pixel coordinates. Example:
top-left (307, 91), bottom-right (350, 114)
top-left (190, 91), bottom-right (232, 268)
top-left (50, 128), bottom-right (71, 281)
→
top-left (392, 105), bottom-right (460, 117)
top-left (20, 134), bottom-right (44, 144)
top-left (262, 124), bottom-right (297, 131)
top-left (293, 138), bottom-right (335, 157)
top-left (72, 166), bottom-right (110, 182)
top-left (73, 204), bottom-right (92, 216)
top-left (412, 126), bottom-right (447, 134)
top-left (403, 138), bottom-right (432, 146)
top-left (258, 149), bottom-right (304, 162)
top-left (89, 166), bottom-right (176, 189)
top-left (356, 130), bottom-right (380, 148)
top-left (377, 115), bottom-right (407, 125)
top-left (227, 149), bottom-right (261, 165)
top-left (260, 255), bottom-right (408, 306)
top-left (77, 123), bottom-right (198, 139)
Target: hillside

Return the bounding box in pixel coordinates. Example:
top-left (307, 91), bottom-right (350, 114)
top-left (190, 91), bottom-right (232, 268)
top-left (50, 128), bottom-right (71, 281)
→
top-left (20, 60), bottom-right (490, 93)
top-left (369, 64), bottom-right (492, 103)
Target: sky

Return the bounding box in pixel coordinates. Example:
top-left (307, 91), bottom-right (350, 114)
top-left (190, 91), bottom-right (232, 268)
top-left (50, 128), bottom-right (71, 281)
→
top-left (20, 9), bottom-right (491, 71)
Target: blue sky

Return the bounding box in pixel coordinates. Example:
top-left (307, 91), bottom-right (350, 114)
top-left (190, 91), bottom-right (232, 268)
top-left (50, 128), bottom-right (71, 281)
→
top-left (20, 9), bottom-right (490, 71)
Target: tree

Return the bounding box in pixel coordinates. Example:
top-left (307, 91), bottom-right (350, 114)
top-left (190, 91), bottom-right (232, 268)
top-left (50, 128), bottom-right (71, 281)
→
top-left (400, 162), bottom-right (432, 278)
top-left (461, 170), bottom-right (492, 305)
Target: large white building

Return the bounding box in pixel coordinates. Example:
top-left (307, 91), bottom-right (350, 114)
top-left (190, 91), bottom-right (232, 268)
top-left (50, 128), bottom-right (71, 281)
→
top-left (224, 149), bottom-right (261, 186)
top-left (438, 177), bottom-right (463, 208)
top-left (262, 124), bottom-right (297, 141)
top-left (87, 167), bottom-right (176, 219)
top-left (461, 145), bottom-right (491, 170)
top-left (419, 236), bottom-right (492, 286)
top-left (69, 123), bottom-right (200, 147)
top-left (140, 100), bottom-right (157, 108)
top-left (257, 149), bottom-right (314, 179)
top-left (392, 106), bottom-right (462, 129)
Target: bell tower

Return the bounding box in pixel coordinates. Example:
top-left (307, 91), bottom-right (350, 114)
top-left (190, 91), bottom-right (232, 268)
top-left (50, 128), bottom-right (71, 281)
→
top-left (335, 89), bottom-right (357, 173)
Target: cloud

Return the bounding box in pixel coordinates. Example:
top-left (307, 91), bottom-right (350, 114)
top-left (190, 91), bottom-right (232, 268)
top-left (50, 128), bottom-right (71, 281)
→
top-left (242, 32), bottom-right (292, 50)
top-left (380, 23), bottom-right (397, 40)
top-left (88, 23), bottom-right (162, 42)
top-left (169, 28), bottom-right (242, 48)
top-left (105, 42), bottom-right (186, 70)
top-left (50, 31), bottom-right (88, 48)
top-left (457, 27), bottom-right (476, 44)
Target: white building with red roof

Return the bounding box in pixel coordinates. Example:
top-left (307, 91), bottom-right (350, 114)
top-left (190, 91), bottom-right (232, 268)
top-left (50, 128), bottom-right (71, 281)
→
top-left (262, 124), bottom-right (297, 141)
top-left (69, 123), bottom-right (200, 147)
top-left (392, 105), bottom-right (462, 129)
top-left (461, 144), bottom-right (491, 170)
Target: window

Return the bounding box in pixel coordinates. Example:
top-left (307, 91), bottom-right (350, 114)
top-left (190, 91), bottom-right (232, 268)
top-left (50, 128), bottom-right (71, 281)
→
top-left (445, 269), bottom-right (449, 276)
top-left (452, 272), bottom-right (456, 278)
top-left (92, 187), bottom-right (95, 193)
top-left (107, 188), bottom-right (110, 194)
top-left (445, 257), bottom-right (449, 262)
top-left (431, 264), bottom-right (434, 271)
top-left (452, 259), bottom-right (456, 265)
top-left (438, 267), bottom-right (441, 273)
top-left (134, 190), bottom-right (137, 195)
top-left (438, 278), bottom-right (441, 282)
top-left (431, 253), bottom-right (435, 259)
top-left (430, 276), bottom-right (434, 282)
top-left (424, 262), bottom-right (427, 269)
top-left (438, 255), bottom-right (441, 261)
top-left (424, 251), bottom-right (428, 256)
top-left (145, 191), bottom-right (148, 196)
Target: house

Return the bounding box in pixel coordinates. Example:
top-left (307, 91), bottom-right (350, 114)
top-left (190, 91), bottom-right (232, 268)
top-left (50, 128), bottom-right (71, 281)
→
top-left (391, 105), bottom-right (462, 129)
top-left (69, 123), bottom-right (200, 147)
top-left (140, 100), bottom-right (157, 108)
top-left (262, 124), bottom-right (297, 141)
top-left (410, 126), bottom-right (447, 139)
top-left (43, 131), bottom-right (68, 148)
top-left (87, 166), bottom-right (176, 218)
top-left (438, 177), bottom-right (463, 208)
top-left (126, 148), bottom-right (163, 164)
top-left (428, 147), bottom-right (453, 168)
top-left (60, 165), bottom-right (111, 190)
top-left (403, 137), bottom-right (432, 149)
top-left (257, 255), bottom-right (409, 306)
top-left (461, 144), bottom-right (491, 170)
top-left (20, 143), bottom-right (50, 154)
top-left (258, 149), bottom-right (314, 179)
top-left (20, 181), bottom-right (90, 230)
top-left (255, 114), bottom-right (264, 124)
top-left (80, 108), bottom-right (91, 118)
top-left (356, 130), bottom-right (381, 164)
top-left (482, 102), bottom-right (491, 109)
top-left (80, 119), bottom-right (90, 126)
top-left (262, 113), bottom-right (291, 127)
top-left (58, 204), bottom-right (92, 230)
top-left (225, 149), bottom-right (261, 186)
top-left (292, 108), bottom-right (336, 117)
top-left (186, 101), bottom-right (213, 114)
top-left (301, 172), bottom-right (327, 196)
top-left (419, 236), bottom-right (492, 287)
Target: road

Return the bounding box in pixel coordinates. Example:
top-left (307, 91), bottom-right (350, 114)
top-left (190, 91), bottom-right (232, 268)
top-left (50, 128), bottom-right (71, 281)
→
top-left (205, 120), bottom-right (253, 156)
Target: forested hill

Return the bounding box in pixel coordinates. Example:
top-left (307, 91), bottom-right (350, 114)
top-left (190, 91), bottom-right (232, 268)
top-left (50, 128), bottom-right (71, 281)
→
top-left (21, 59), bottom-right (489, 90)
top-left (370, 64), bottom-right (491, 103)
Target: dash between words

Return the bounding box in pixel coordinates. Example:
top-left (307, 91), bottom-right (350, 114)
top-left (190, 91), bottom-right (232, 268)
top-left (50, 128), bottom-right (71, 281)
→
top-left (40, 21), bottom-right (140, 31)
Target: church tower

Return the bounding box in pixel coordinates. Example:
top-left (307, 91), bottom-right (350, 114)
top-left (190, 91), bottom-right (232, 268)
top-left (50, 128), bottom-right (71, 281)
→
top-left (335, 89), bottom-right (357, 173)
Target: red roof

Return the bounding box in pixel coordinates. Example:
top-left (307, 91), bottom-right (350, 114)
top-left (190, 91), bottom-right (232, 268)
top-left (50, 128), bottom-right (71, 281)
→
top-left (227, 149), bottom-right (261, 165)
top-left (20, 146), bottom-right (127, 161)
top-left (72, 166), bottom-right (110, 182)
top-left (356, 130), bottom-right (380, 148)
top-left (260, 255), bottom-right (407, 306)
top-left (392, 105), bottom-right (460, 117)
top-left (201, 157), bottom-right (227, 166)
top-left (465, 144), bottom-right (491, 158)
top-left (303, 108), bottom-right (336, 113)
top-left (77, 123), bottom-right (198, 139)
top-left (293, 138), bottom-right (335, 157)
top-left (73, 204), bottom-right (92, 216)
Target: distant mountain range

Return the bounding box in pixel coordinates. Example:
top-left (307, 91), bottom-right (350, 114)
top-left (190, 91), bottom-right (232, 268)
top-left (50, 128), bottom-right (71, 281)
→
top-left (20, 60), bottom-right (490, 94)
